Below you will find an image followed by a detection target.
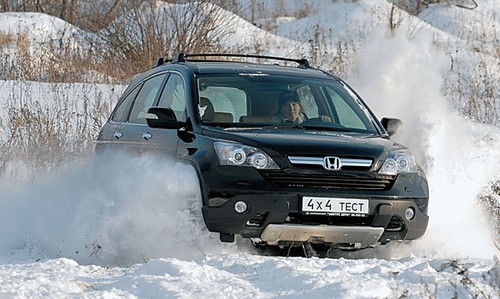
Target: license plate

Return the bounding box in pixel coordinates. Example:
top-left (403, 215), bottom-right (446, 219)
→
top-left (302, 196), bottom-right (369, 216)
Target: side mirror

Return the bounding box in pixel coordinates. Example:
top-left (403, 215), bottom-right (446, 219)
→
top-left (380, 117), bottom-right (402, 136)
top-left (146, 107), bottom-right (183, 129)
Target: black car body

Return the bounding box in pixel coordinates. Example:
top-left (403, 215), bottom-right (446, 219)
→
top-left (96, 53), bottom-right (429, 250)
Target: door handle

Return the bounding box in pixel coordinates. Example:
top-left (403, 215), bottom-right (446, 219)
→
top-left (142, 132), bottom-right (153, 140)
top-left (113, 131), bottom-right (123, 139)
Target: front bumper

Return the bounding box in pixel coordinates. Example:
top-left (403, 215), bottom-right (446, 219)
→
top-left (199, 166), bottom-right (429, 248)
top-left (202, 193), bottom-right (429, 247)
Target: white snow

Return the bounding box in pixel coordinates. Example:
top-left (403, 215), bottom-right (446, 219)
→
top-left (0, 0), bottom-right (499, 298)
top-left (0, 255), bottom-right (498, 298)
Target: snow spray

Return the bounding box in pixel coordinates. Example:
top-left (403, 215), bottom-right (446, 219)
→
top-left (0, 153), bottom-right (237, 266)
top-left (351, 27), bottom-right (500, 259)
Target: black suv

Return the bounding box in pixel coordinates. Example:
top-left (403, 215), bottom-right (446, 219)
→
top-left (96, 53), bottom-right (429, 251)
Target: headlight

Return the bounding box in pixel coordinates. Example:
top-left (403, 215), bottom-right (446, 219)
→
top-left (214, 141), bottom-right (279, 169)
top-left (379, 149), bottom-right (417, 175)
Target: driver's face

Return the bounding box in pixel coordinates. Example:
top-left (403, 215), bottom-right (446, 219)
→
top-left (280, 101), bottom-right (301, 121)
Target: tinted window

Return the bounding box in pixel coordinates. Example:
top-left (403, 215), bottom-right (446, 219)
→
top-left (158, 73), bottom-right (186, 121)
top-left (111, 85), bottom-right (140, 122)
top-left (129, 74), bottom-right (167, 124)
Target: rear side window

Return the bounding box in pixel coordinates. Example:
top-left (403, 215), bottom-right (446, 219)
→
top-left (111, 85), bottom-right (140, 122)
top-left (129, 74), bottom-right (167, 124)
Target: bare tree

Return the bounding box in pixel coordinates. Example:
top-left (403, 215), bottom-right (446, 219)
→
top-left (60, 0), bottom-right (77, 24)
top-left (1, 0), bottom-right (9, 11)
top-left (95, 0), bottom-right (235, 79)
top-left (103, 0), bottom-right (122, 28)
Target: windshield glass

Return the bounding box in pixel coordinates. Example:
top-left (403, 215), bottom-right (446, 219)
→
top-left (196, 74), bottom-right (379, 134)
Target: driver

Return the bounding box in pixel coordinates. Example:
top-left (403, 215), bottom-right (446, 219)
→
top-left (272, 91), bottom-right (307, 124)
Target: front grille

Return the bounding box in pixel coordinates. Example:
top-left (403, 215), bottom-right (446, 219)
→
top-left (261, 170), bottom-right (395, 190)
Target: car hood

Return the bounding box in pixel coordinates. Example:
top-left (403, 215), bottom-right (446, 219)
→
top-left (202, 127), bottom-right (400, 161)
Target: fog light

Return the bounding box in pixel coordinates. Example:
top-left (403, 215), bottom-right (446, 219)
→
top-left (405, 207), bottom-right (415, 220)
top-left (234, 201), bottom-right (248, 214)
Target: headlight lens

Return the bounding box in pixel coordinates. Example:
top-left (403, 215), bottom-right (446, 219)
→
top-left (379, 149), bottom-right (417, 175)
top-left (214, 141), bottom-right (279, 169)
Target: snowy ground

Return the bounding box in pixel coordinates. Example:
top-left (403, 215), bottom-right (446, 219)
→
top-left (0, 0), bottom-right (499, 298)
top-left (0, 254), bottom-right (498, 298)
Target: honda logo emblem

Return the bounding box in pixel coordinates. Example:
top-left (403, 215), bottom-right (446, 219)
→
top-left (323, 156), bottom-right (342, 171)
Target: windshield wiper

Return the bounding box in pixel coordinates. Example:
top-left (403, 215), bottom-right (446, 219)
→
top-left (292, 124), bottom-right (354, 132)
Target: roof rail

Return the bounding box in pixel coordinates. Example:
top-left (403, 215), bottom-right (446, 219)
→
top-left (172, 53), bottom-right (186, 63)
top-left (169, 53), bottom-right (311, 68)
top-left (156, 57), bottom-right (165, 66)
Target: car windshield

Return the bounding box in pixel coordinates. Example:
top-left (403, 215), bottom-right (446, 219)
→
top-left (196, 74), bottom-right (380, 134)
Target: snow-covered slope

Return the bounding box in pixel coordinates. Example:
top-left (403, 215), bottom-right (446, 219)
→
top-left (0, 12), bottom-right (91, 60)
top-left (417, 1), bottom-right (499, 54)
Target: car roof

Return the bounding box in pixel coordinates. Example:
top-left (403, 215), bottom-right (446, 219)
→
top-left (152, 53), bottom-right (340, 80)
top-left (189, 62), bottom-right (335, 78)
